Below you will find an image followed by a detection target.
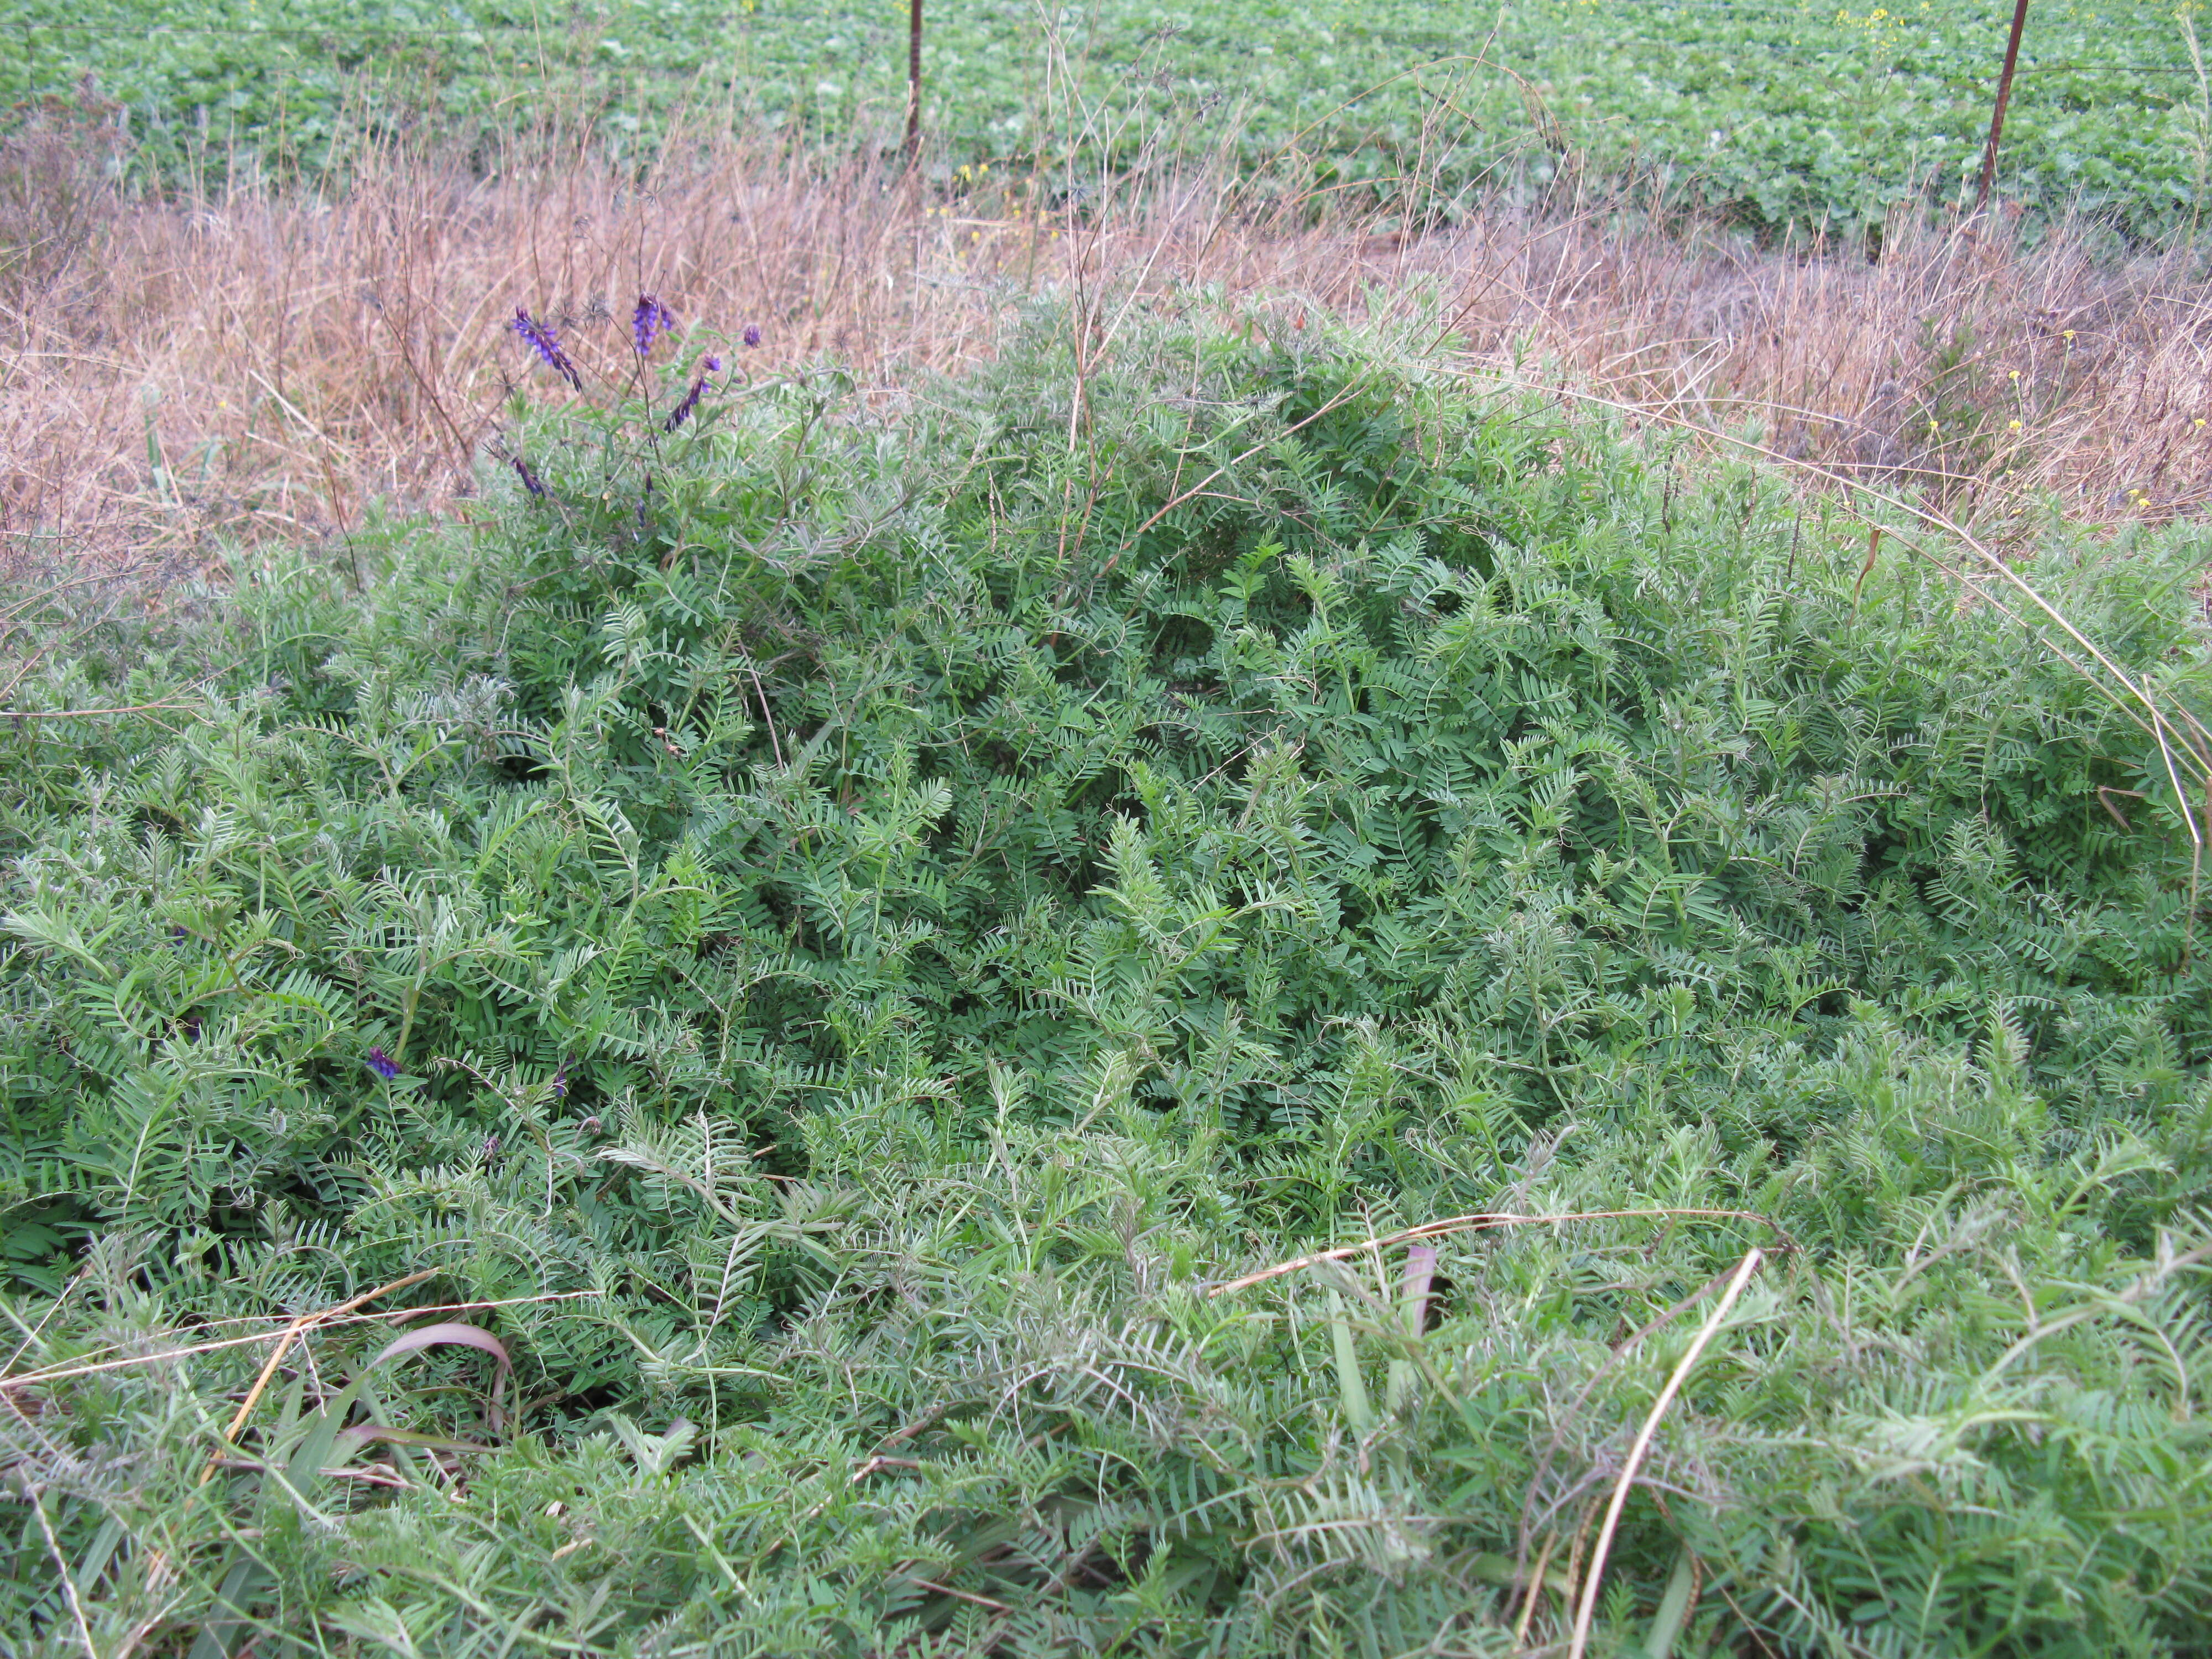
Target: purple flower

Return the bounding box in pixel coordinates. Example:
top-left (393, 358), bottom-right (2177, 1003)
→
top-left (665, 375), bottom-right (708, 432)
top-left (705, 355), bottom-right (723, 372)
top-left (510, 455), bottom-right (547, 498)
top-left (551, 1059), bottom-right (569, 1098)
top-left (511, 307), bottom-right (582, 392)
top-left (366, 1047), bottom-right (400, 1081)
top-left (632, 293), bottom-right (674, 356)
top-left (742, 325), bottom-right (762, 349)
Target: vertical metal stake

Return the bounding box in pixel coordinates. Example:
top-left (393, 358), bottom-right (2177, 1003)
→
top-left (1974, 0), bottom-right (2032, 217)
top-left (906, 0), bottom-right (924, 163)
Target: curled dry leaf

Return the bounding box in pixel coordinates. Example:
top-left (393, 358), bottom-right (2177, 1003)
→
top-left (368, 1322), bottom-right (513, 1432)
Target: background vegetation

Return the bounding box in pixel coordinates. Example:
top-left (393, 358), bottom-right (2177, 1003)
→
top-left (5, 301), bottom-right (2212, 1653)
top-left (7, 0), bottom-right (2212, 239)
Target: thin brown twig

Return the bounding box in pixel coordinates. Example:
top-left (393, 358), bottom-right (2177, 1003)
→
top-left (1711, 1574), bottom-right (1785, 1659)
top-left (24, 1480), bottom-right (97, 1659)
top-left (1568, 1246), bottom-right (1765, 1659)
top-left (1514, 1255), bottom-right (1765, 1580)
top-left (0, 698), bottom-right (204, 719)
top-left (194, 1268), bottom-right (441, 1484)
top-left (905, 1577), bottom-right (1013, 1613)
top-left (1207, 1208), bottom-right (1795, 1297)
top-left (1116, 376), bottom-right (1383, 552)
top-left (1511, 1528), bottom-right (1559, 1648)
top-left (0, 1288), bottom-right (599, 1391)
top-left (747, 658), bottom-right (786, 771)
top-left (0, 1265), bottom-right (88, 1380)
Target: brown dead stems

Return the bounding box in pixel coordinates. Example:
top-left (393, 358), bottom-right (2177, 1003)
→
top-left (1, 122), bottom-right (2204, 586)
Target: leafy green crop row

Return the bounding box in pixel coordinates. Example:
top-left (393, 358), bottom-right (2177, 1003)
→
top-left (7, 0), bottom-right (2209, 239)
top-left (4, 302), bottom-right (2212, 1651)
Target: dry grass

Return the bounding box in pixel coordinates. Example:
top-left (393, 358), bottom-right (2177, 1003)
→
top-left (2, 122), bottom-right (2207, 586)
top-left (1437, 200), bottom-right (2212, 520)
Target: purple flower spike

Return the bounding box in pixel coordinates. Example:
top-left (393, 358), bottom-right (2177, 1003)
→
top-left (510, 455), bottom-right (547, 498)
top-left (366, 1047), bottom-right (400, 1081)
top-left (705, 355), bottom-right (723, 373)
top-left (742, 325), bottom-right (762, 349)
top-left (665, 375), bottom-right (708, 431)
top-left (632, 292), bottom-right (674, 356)
top-left (511, 306), bottom-right (582, 392)
top-left (551, 1059), bottom-right (570, 1099)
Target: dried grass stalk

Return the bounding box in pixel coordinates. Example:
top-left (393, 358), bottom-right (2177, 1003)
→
top-left (1, 123), bottom-right (2205, 583)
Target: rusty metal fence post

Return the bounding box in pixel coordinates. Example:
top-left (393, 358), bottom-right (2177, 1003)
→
top-left (1973, 0), bottom-right (2033, 216)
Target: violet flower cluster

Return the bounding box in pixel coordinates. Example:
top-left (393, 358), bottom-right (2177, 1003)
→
top-left (503, 295), bottom-right (765, 488)
top-left (665, 355), bottom-right (723, 432)
top-left (511, 306), bottom-right (582, 392)
top-left (633, 293), bottom-right (674, 356)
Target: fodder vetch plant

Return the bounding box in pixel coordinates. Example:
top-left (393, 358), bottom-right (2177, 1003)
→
top-left (3, 287), bottom-right (2212, 1654)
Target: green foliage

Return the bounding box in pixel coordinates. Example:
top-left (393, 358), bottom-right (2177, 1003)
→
top-left (4, 0), bottom-right (2207, 241)
top-left (4, 303), bottom-right (2212, 1653)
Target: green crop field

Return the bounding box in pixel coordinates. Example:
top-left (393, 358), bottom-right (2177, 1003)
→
top-left (7, 0), bottom-right (2209, 238)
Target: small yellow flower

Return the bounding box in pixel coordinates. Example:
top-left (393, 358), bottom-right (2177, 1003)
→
top-left (2062, 329), bottom-right (2077, 342)
top-left (2008, 368), bottom-right (2019, 379)
top-left (2197, 418), bottom-right (2207, 429)
top-left (2008, 419), bottom-right (2022, 431)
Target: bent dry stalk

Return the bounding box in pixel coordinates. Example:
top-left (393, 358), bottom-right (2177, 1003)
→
top-left (1568, 1247), bottom-right (1767, 1659)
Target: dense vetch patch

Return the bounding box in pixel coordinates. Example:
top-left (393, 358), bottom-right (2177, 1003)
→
top-left (4, 314), bottom-right (2211, 1655)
